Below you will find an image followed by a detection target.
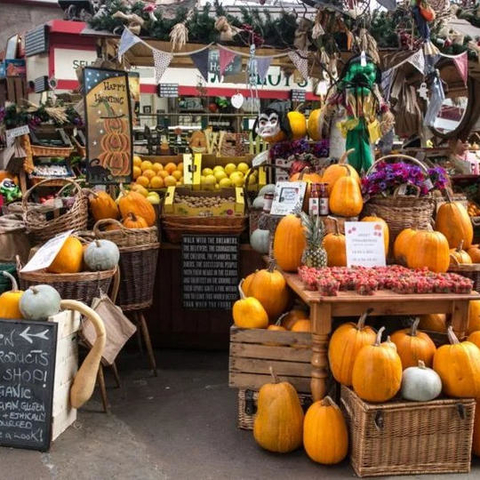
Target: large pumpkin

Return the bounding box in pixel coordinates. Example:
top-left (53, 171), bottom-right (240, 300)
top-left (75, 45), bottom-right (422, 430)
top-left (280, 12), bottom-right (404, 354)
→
top-left (253, 368), bottom-right (304, 453)
top-left (467, 244), bottom-right (480, 263)
top-left (390, 318), bottom-right (436, 369)
top-left (361, 214), bottom-right (389, 255)
top-left (273, 215), bottom-right (306, 272)
top-left (433, 326), bottom-right (480, 398)
top-left (118, 189), bottom-right (156, 227)
top-left (449, 240), bottom-right (472, 266)
top-left (436, 199), bottom-right (473, 248)
top-left (89, 191), bottom-right (119, 221)
top-left (303, 396), bottom-right (348, 465)
top-left (322, 149), bottom-right (360, 194)
top-left (328, 310), bottom-right (376, 386)
top-left (468, 300), bottom-right (480, 335)
top-left (249, 262), bottom-right (289, 320)
top-left (47, 237), bottom-right (84, 274)
top-left (352, 327), bottom-right (403, 402)
top-left (232, 281), bottom-right (269, 329)
top-left (287, 111), bottom-right (307, 140)
top-left (0, 271), bottom-right (23, 319)
top-left (329, 167), bottom-right (363, 217)
top-left (419, 313), bottom-right (447, 333)
top-left (323, 218), bottom-right (346, 267)
top-left (307, 108), bottom-right (323, 141)
top-left (405, 230), bottom-right (450, 273)
top-left (393, 228), bottom-right (417, 266)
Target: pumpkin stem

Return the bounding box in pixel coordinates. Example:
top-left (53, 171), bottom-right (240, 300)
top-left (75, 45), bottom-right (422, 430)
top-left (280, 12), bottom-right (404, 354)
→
top-left (375, 326), bottom-right (385, 346)
top-left (269, 366), bottom-right (280, 384)
top-left (457, 240), bottom-right (464, 252)
top-left (338, 148), bottom-right (355, 165)
top-left (385, 336), bottom-right (397, 350)
top-left (327, 216), bottom-right (341, 236)
top-left (238, 280), bottom-right (246, 300)
top-left (447, 326), bottom-right (460, 345)
top-left (410, 318), bottom-right (420, 336)
top-left (95, 239), bottom-right (102, 248)
top-left (357, 308), bottom-right (373, 330)
top-left (30, 287), bottom-right (39, 295)
top-left (267, 259), bottom-right (277, 273)
top-left (2, 271), bottom-right (18, 291)
top-left (275, 312), bottom-right (288, 327)
top-left (128, 212), bottom-right (138, 221)
top-left (418, 360), bottom-right (426, 369)
top-left (321, 396), bottom-right (335, 407)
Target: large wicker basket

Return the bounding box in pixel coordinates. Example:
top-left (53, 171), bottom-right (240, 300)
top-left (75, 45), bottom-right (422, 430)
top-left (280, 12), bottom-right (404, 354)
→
top-left (22, 178), bottom-right (88, 244)
top-left (93, 219), bottom-right (158, 247)
top-left (341, 385), bottom-right (475, 477)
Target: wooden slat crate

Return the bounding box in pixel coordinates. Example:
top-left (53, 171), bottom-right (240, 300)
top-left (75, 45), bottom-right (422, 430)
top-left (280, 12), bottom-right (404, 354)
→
top-left (229, 326), bottom-right (312, 394)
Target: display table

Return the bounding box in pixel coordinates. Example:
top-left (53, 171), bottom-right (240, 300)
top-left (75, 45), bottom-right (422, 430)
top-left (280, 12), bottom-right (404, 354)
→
top-left (282, 272), bottom-right (480, 402)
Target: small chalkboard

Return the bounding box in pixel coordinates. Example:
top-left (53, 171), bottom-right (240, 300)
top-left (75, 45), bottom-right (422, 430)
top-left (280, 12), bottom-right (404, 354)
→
top-left (182, 235), bottom-right (239, 309)
top-left (0, 319), bottom-right (58, 452)
top-left (158, 83), bottom-right (179, 98)
top-left (25, 25), bottom-right (48, 57)
top-left (291, 89), bottom-right (306, 102)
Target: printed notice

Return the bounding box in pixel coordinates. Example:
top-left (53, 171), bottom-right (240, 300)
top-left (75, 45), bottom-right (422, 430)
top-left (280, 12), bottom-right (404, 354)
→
top-left (270, 181), bottom-right (307, 216)
top-left (345, 221), bottom-right (386, 267)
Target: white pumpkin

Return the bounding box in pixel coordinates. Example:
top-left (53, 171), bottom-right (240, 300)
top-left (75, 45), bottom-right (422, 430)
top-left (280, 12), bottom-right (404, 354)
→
top-left (401, 360), bottom-right (442, 402)
top-left (20, 285), bottom-right (61, 320)
top-left (250, 229), bottom-right (270, 254)
top-left (258, 184), bottom-right (276, 197)
top-left (84, 240), bottom-right (120, 271)
top-left (252, 196), bottom-right (265, 210)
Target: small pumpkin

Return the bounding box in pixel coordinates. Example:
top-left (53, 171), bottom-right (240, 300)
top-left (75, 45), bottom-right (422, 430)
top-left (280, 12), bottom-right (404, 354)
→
top-left (393, 228), bottom-right (417, 266)
top-left (249, 262), bottom-right (289, 320)
top-left (252, 196), bottom-right (265, 210)
top-left (352, 327), bottom-right (403, 402)
top-left (468, 300), bottom-right (480, 335)
top-left (89, 191), bottom-right (119, 221)
top-left (401, 360), bottom-right (442, 402)
top-left (122, 212), bottom-right (148, 229)
top-left (19, 285), bottom-right (61, 320)
top-left (390, 318), bottom-right (436, 369)
top-left (322, 149), bottom-right (360, 194)
top-left (323, 217), bottom-right (346, 267)
top-left (118, 188), bottom-right (156, 227)
top-left (83, 239), bottom-right (120, 271)
top-left (361, 214), bottom-right (389, 255)
top-left (232, 280), bottom-right (268, 329)
top-left (0, 271), bottom-right (23, 319)
top-left (287, 111), bottom-right (307, 140)
top-left (273, 214), bottom-right (306, 272)
top-left (303, 396), bottom-right (348, 465)
top-left (290, 319), bottom-right (311, 332)
top-left (405, 229), bottom-right (450, 273)
top-left (258, 184), bottom-right (276, 197)
top-left (47, 236), bottom-right (84, 274)
top-left (436, 197), bottom-right (473, 248)
top-left (253, 367), bottom-right (304, 453)
top-left (433, 326), bottom-right (480, 398)
top-left (250, 229), bottom-right (270, 254)
top-left (307, 108), bottom-right (323, 141)
top-left (242, 272), bottom-right (257, 297)
top-left (449, 240), bottom-right (472, 266)
top-left (329, 166), bottom-right (363, 217)
top-left (328, 309), bottom-right (376, 386)
top-left (280, 309), bottom-right (309, 330)
top-left (418, 313), bottom-right (447, 333)
top-left (467, 244), bottom-right (480, 263)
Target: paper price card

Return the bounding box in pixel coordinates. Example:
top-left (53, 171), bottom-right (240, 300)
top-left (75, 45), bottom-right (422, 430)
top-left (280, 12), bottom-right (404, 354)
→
top-left (345, 222), bottom-right (386, 267)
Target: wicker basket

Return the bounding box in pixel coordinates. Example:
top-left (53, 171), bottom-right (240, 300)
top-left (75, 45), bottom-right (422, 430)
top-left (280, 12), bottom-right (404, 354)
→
top-left (93, 219), bottom-right (158, 247)
top-left (237, 389), bottom-right (312, 430)
top-left (18, 267), bottom-right (116, 305)
top-left (341, 385), bottom-right (475, 477)
top-left (448, 258), bottom-right (480, 291)
top-left (22, 178), bottom-right (88, 244)
top-left (363, 155), bottom-right (435, 244)
top-left (31, 145), bottom-right (74, 157)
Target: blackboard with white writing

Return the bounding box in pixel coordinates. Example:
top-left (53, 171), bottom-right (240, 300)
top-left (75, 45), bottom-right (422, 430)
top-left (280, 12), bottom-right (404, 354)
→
top-left (0, 319), bottom-right (57, 451)
top-left (182, 235), bottom-right (239, 309)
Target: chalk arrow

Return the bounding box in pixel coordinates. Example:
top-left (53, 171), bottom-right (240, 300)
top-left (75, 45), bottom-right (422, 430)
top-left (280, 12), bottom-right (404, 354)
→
top-left (19, 327), bottom-right (49, 344)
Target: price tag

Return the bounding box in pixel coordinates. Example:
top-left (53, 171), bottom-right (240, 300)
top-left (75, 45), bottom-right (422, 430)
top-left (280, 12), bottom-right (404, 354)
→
top-left (345, 221), bottom-right (386, 267)
top-left (6, 125), bottom-right (30, 148)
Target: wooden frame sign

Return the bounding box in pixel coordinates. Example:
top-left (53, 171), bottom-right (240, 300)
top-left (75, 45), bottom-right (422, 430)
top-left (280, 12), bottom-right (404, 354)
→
top-left (84, 67), bottom-right (133, 184)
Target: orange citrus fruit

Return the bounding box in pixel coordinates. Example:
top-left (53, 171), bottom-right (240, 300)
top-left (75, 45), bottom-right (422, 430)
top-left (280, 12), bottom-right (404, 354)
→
top-left (143, 169), bottom-right (156, 180)
top-left (179, 177), bottom-right (184, 184)
top-left (172, 170), bottom-right (182, 180)
top-left (141, 160), bottom-right (153, 171)
top-left (136, 176), bottom-right (150, 188)
top-left (150, 176), bottom-right (164, 189)
top-left (164, 175), bottom-right (177, 187)
top-left (133, 156), bottom-right (142, 167)
top-left (133, 166), bottom-right (141, 179)
top-left (176, 162), bottom-right (184, 172)
top-left (165, 162), bottom-right (177, 174)
top-left (158, 171), bottom-right (169, 179)
top-left (152, 163), bottom-right (163, 172)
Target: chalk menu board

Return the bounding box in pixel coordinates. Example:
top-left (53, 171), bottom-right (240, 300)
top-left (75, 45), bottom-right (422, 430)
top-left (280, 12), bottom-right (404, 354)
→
top-left (182, 235), bottom-right (239, 309)
top-left (291, 89), bottom-right (306, 102)
top-left (0, 319), bottom-right (57, 451)
top-left (158, 83), bottom-right (179, 98)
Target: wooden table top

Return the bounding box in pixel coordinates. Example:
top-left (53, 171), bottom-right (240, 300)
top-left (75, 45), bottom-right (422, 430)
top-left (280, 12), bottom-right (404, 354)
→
top-left (283, 272), bottom-right (480, 305)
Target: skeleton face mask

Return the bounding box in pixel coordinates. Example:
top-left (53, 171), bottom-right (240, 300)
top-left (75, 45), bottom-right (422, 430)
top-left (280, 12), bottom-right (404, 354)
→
top-left (255, 112), bottom-right (281, 140)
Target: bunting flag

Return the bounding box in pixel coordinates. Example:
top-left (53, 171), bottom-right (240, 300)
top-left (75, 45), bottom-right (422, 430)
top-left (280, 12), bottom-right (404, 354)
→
top-left (377, 0), bottom-right (396, 11)
top-left (453, 51), bottom-right (468, 85)
top-left (381, 68), bottom-right (394, 101)
top-left (190, 49), bottom-right (210, 82)
top-left (288, 50), bottom-right (309, 81)
top-left (153, 49), bottom-right (173, 83)
top-left (118, 28), bottom-right (141, 61)
top-left (219, 47), bottom-right (237, 76)
top-left (256, 56), bottom-right (272, 83)
top-left (407, 49), bottom-right (425, 75)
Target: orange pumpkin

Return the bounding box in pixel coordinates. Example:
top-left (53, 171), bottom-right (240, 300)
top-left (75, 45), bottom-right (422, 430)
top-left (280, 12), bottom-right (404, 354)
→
top-left (322, 149), bottom-right (360, 194)
top-left (467, 244), bottom-right (480, 263)
top-left (449, 240), bottom-right (472, 266)
top-left (390, 318), bottom-right (436, 369)
top-left (0, 271), bottom-right (23, 319)
top-left (280, 309), bottom-right (309, 330)
top-left (468, 301), bottom-right (480, 335)
top-left (242, 271), bottom-right (257, 297)
top-left (329, 167), bottom-right (363, 217)
top-left (405, 229), bottom-right (450, 273)
top-left (361, 214), bottom-right (389, 256)
top-left (47, 236), bottom-right (84, 274)
top-left (436, 198), bottom-right (473, 248)
top-left (89, 191), bottom-right (119, 221)
top-left (290, 319), bottom-right (311, 332)
top-left (118, 189), bottom-right (156, 227)
top-left (393, 228), bottom-right (417, 266)
top-left (323, 218), bottom-right (346, 267)
top-left (122, 212), bottom-right (148, 229)
top-left (418, 313), bottom-right (447, 333)
top-left (273, 215), bottom-right (306, 272)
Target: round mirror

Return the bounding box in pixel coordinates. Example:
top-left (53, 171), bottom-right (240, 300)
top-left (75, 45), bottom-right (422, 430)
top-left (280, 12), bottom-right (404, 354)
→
top-left (433, 96), bottom-right (469, 135)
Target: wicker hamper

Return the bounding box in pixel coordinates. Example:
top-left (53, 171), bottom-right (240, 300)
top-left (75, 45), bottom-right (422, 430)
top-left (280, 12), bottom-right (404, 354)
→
top-left (340, 385), bottom-right (475, 477)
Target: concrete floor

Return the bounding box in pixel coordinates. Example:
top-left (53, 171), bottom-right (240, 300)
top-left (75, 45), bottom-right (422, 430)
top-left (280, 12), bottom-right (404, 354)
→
top-left (2, 350), bottom-right (479, 480)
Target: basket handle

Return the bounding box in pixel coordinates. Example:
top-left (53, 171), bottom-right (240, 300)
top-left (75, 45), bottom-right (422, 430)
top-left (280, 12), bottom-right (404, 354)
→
top-left (392, 184), bottom-right (421, 198)
top-left (244, 163), bottom-right (289, 209)
top-left (93, 218), bottom-right (127, 238)
top-left (366, 154), bottom-right (429, 176)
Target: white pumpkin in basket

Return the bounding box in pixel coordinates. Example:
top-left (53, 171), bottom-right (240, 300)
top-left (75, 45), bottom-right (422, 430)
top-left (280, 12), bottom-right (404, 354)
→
top-left (84, 240), bottom-right (120, 271)
top-left (401, 360), bottom-right (442, 402)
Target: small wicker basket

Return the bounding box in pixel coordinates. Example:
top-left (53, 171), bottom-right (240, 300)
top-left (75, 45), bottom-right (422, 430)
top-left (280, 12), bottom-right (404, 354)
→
top-left (448, 257), bottom-right (480, 291)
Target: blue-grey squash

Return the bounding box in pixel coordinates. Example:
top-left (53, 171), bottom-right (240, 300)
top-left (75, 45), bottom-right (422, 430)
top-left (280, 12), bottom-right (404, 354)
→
top-left (84, 239), bottom-right (120, 271)
top-left (19, 284), bottom-right (61, 320)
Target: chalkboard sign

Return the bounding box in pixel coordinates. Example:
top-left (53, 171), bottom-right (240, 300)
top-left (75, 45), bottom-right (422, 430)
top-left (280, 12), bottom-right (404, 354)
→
top-left (0, 319), bottom-right (57, 452)
top-left (291, 89), bottom-right (306, 102)
top-left (25, 25), bottom-right (49, 57)
top-left (158, 83), bottom-right (179, 98)
top-left (182, 235), bottom-right (239, 309)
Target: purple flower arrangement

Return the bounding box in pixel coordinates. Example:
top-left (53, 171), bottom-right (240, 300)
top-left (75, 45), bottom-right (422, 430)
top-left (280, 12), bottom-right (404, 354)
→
top-left (361, 162), bottom-right (449, 197)
top-left (269, 139), bottom-right (329, 160)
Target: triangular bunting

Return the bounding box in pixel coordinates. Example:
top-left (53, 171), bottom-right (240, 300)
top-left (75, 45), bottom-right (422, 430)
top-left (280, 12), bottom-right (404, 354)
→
top-left (190, 49), bottom-right (210, 82)
top-left (118, 28), bottom-right (141, 61)
top-left (256, 57), bottom-right (272, 83)
top-left (288, 50), bottom-right (309, 81)
top-left (453, 52), bottom-right (468, 85)
top-left (381, 68), bottom-right (394, 101)
top-left (219, 47), bottom-right (237, 76)
top-left (407, 49), bottom-right (425, 75)
top-left (377, 0), bottom-right (396, 11)
top-left (152, 49), bottom-right (173, 83)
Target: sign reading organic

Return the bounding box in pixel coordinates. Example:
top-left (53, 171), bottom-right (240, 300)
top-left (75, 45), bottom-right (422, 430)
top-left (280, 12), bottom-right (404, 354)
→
top-left (84, 67), bottom-right (133, 184)
top-left (345, 222), bottom-right (386, 268)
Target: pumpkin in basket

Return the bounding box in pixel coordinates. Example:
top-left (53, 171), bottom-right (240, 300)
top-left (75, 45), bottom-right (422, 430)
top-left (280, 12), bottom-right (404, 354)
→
top-left (47, 237), bottom-right (84, 274)
top-left (405, 229), bottom-right (450, 273)
top-left (322, 149), bottom-right (359, 194)
top-left (361, 214), bottom-right (389, 255)
top-left (0, 272), bottom-right (23, 319)
top-left (468, 301), bottom-right (480, 335)
top-left (118, 189), bottom-right (156, 227)
top-left (449, 240), bottom-right (472, 266)
top-left (329, 168), bottom-right (363, 217)
top-left (89, 191), bottom-right (119, 221)
top-left (122, 212), bottom-right (148, 229)
top-left (393, 228), bottom-right (417, 266)
top-left (273, 214), bottom-right (306, 272)
top-left (436, 199), bottom-right (473, 249)
top-left (467, 245), bottom-right (480, 263)
top-left (323, 218), bottom-right (346, 267)
top-left (84, 240), bottom-right (120, 271)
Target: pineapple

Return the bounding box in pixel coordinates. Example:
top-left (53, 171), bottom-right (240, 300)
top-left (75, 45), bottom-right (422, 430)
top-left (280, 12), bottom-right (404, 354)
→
top-left (300, 212), bottom-right (328, 268)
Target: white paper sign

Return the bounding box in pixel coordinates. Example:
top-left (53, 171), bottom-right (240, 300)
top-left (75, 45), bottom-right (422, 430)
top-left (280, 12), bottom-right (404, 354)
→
top-left (252, 150), bottom-right (269, 167)
top-left (6, 125), bottom-right (30, 148)
top-left (345, 222), bottom-right (386, 267)
top-left (21, 230), bottom-right (73, 273)
top-left (270, 181), bottom-right (307, 216)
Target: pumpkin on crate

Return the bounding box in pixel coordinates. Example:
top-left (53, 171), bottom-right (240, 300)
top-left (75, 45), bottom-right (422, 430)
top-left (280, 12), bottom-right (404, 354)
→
top-left (352, 327), bottom-right (403, 402)
top-left (361, 214), bottom-right (389, 255)
top-left (83, 240), bottom-right (120, 272)
top-left (328, 309), bottom-right (376, 386)
top-left (88, 190), bottom-right (119, 221)
top-left (273, 214), bottom-right (306, 272)
top-left (0, 271), bottom-right (23, 319)
top-left (390, 318), bottom-right (436, 369)
top-left (401, 360), bottom-right (442, 402)
top-left (329, 167), bottom-right (363, 217)
top-left (323, 217), bottom-right (346, 267)
top-left (19, 284), bottom-right (61, 320)
top-left (242, 272), bottom-right (257, 297)
top-left (468, 301), bottom-right (480, 335)
top-left (303, 396), bottom-right (348, 465)
top-left (47, 236), bottom-right (84, 274)
top-left (393, 228), bottom-right (417, 266)
top-left (322, 149), bottom-right (359, 194)
top-left (279, 309), bottom-right (309, 330)
top-left (405, 229), bottom-right (450, 273)
top-left (436, 197), bottom-right (473, 249)
top-left (118, 188), bottom-right (156, 227)
top-left (232, 280), bottom-right (268, 329)
top-left (467, 244), bottom-right (480, 263)
top-left (290, 319), bottom-right (311, 332)
top-left (433, 326), bottom-right (480, 398)
top-left (449, 240), bottom-right (472, 266)
top-left (253, 367), bottom-right (304, 453)
top-left (418, 313), bottom-right (447, 333)
top-left (122, 212), bottom-right (148, 229)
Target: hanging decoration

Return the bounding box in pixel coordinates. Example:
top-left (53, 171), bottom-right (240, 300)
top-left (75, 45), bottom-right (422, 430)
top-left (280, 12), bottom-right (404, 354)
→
top-left (453, 51), bottom-right (468, 85)
top-left (153, 49), bottom-right (173, 83)
top-left (288, 50), bottom-right (309, 82)
top-left (219, 47), bottom-right (238, 76)
top-left (424, 71), bottom-right (446, 127)
top-left (294, 18), bottom-right (312, 51)
top-left (118, 28), bottom-right (142, 61)
top-left (215, 16), bottom-right (242, 42)
top-left (190, 49), bottom-right (210, 82)
top-left (407, 49), bottom-right (426, 74)
top-left (256, 56), bottom-right (272, 83)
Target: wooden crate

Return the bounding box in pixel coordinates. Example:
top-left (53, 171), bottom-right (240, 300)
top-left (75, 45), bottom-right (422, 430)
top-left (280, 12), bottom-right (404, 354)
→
top-left (229, 326), bottom-right (312, 394)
